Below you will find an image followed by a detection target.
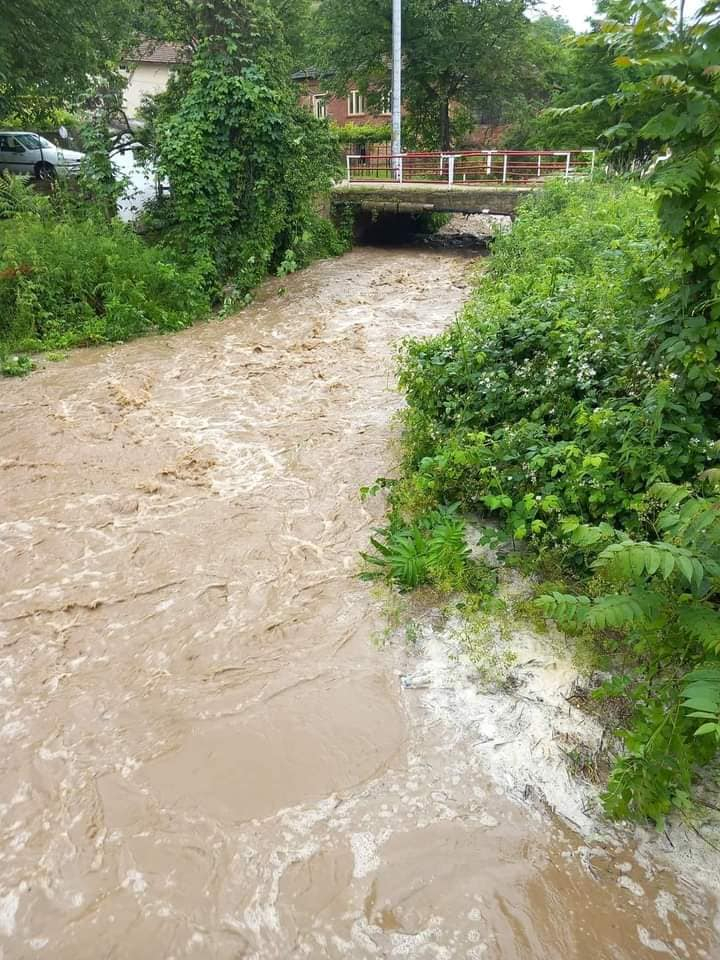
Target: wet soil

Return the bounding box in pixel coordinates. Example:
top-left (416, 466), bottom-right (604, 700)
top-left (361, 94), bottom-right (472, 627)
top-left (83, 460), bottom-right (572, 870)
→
top-left (0, 248), bottom-right (717, 959)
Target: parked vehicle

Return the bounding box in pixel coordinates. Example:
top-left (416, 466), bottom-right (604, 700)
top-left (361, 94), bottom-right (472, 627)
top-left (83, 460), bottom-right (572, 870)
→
top-left (0, 131), bottom-right (85, 179)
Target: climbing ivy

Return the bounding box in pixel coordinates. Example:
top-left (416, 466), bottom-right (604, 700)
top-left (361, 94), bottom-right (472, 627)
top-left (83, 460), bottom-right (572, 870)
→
top-left (146, 0), bottom-right (346, 296)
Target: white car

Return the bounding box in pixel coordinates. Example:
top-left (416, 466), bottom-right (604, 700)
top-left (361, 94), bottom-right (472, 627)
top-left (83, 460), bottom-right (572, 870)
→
top-left (0, 131), bottom-right (85, 179)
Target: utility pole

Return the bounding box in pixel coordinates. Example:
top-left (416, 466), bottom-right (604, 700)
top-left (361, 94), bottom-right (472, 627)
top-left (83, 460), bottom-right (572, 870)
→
top-left (391, 0), bottom-right (402, 180)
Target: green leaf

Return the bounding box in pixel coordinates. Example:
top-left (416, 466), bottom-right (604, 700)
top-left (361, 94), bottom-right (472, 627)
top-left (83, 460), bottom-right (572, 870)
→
top-left (693, 723), bottom-right (719, 738)
top-left (660, 550), bottom-right (676, 580)
top-left (675, 555), bottom-right (694, 584)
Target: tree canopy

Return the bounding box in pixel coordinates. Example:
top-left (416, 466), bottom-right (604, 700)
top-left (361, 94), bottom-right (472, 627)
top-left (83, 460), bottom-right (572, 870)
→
top-left (0, 0), bottom-right (136, 120)
top-left (140, 0), bottom-right (344, 292)
top-left (315, 0), bottom-right (536, 150)
top-left (503, 4), bottom-right (656, 153)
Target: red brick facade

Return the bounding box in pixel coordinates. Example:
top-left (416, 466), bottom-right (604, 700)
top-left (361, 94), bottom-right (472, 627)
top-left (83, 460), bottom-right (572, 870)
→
top-left (294, 76), bottom-right (391, 128)
top-left (291, 72), bottom-right (507, 149)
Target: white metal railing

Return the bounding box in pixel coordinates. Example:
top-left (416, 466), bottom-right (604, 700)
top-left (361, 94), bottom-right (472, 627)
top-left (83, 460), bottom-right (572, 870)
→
top-left (346, 149), bottom-right (597, 186)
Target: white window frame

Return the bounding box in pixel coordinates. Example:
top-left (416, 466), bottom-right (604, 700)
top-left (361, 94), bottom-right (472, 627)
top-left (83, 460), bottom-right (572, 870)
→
top-left (347, 90), bottom-right (367, 117)
top-left (313, 94), bottom-right (328, 120)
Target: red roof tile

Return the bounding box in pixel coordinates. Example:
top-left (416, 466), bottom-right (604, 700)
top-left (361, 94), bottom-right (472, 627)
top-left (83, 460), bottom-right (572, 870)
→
top-left (128, 42), bottom-right (184, 64)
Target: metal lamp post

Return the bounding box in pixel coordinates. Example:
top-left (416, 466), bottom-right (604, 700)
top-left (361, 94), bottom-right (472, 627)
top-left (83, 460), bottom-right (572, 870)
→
top-left (391, 0), bottom-right (402, 180)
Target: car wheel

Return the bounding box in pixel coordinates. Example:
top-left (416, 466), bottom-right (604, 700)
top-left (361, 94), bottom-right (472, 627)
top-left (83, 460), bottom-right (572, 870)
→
top-left (35, 161), bottom-right (55, 181)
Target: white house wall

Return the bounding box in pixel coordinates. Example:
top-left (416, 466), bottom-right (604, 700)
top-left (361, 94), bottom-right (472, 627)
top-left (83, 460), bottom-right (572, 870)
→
top-left (123, 63), bottom-right (172, 119)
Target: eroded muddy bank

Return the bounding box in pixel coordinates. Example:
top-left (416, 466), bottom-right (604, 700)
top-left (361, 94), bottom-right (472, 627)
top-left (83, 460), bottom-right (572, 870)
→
top-left (0, 248), bottom-right (718, 958)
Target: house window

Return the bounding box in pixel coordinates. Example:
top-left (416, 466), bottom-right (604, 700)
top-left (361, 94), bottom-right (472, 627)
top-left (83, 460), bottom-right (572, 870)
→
top-left (379, 92), bottom-right (391, 115)
top-left (347, 90), bottom-right (367, 116)
top-left (313, 95), bottom-right (328, 120)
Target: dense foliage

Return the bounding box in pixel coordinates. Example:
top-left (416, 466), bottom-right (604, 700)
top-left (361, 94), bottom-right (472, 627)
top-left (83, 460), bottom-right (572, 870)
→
top-left (399, 182), bottom-right (713, 527)
top-left (143, 0), bottom-right (349, 296)
top-left (0, 0), bottom-right (134, 119)
top-left (0, 175), bottom-right (208, 358)
top-left (369, 0), bottom-right (720, 828)
top-left (503, 34), bottom-right (637, 152)
top-left (383, 175), bottom-right (720, 824)
top-left (332, 123), bottom-right (393, 145)
top-left (315, 0), bottom-right (539, 149)
top-left (1, 0), bottom-right (351, 371)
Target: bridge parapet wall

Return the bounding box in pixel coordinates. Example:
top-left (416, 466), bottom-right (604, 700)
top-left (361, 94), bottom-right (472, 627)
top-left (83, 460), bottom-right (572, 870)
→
top-left (331, 182), bottom-right (534, 217)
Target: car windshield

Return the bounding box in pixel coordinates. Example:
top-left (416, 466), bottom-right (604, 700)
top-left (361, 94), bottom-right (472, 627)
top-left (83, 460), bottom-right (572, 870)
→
top-left (15, 134), bottom-right (53, 150)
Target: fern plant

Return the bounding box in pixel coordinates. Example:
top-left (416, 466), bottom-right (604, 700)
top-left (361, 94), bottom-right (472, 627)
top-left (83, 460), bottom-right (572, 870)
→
top-left (360, 504), bottom-right (471, 590)
top-left (0, 172), bottom-right (49, 219)
top-left (537, 482), bottom-right (720, 823)
top-left (681, 667), bottom-right (720, 743)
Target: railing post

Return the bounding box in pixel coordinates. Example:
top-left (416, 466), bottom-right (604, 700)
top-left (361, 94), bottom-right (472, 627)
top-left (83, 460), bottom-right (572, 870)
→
top-left (565, 152), bottom-right (571, 179)
top-left (589, 149), bottom-right (596, 180)
top-left (502, 152), bottom-right (508, 184)
top-left (346, 154), bottom-right (351, 182)
top-left (486, 149), bottom-right (494, 177)
top-left (398, 156), bottom-right (403, 184)
top-left (448, 155), bottom-right (455, 187)
top-left (537, 154), bottom-right (542, 179)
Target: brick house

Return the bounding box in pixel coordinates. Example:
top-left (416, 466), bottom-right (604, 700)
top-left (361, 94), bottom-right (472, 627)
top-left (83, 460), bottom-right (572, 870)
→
top-left (291, 69), bottom-right (505, 151)
top-left (291, 69), bottom-right (391, 127)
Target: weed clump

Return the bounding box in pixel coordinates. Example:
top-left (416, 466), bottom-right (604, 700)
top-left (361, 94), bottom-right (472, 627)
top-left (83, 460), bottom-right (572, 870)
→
top-left (0, 175), bottom-right (209, 371)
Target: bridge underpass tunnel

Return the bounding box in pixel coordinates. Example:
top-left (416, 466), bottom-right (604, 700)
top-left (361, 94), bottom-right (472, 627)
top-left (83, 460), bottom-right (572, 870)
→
top-left (350, 208), bottom-right (511, 249)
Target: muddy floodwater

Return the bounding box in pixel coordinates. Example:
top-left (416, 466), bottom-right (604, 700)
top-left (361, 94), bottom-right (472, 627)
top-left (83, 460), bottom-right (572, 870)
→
top-left (1, 248), bottom-right (718, 959)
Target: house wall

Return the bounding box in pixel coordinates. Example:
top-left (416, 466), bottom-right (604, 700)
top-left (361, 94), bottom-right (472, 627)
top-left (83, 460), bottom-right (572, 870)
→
top-left (297, 80), bottom-right (390, 128)
top-left (294, 80), bottom-right (507, 150)
top-left (123, 63), bottom-right (173, 119)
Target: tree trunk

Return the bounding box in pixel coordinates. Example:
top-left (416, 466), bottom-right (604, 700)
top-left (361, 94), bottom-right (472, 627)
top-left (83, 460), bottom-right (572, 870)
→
top-left (439, 98), bottom-right (451, 152)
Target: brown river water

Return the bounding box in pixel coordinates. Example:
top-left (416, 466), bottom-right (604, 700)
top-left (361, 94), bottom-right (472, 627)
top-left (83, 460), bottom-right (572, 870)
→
top-left (1, 247), bottom-right (718, 959)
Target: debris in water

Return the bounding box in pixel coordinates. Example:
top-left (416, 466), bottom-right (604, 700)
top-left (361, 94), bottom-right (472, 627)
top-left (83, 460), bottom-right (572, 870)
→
top-left (400, 672), bottom-right (433, 689)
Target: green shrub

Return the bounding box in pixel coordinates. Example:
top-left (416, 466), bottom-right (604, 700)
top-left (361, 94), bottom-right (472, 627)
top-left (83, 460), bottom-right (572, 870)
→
top-left (1, 354), bottom-right (34, 376)
top-left (399, 180), bottom-right (716, 532)
top-left (149, 52), bottom-right (345, 296)
top-left (0, 209), bottom-right (209, 354)
top-left (537, 484), bottom-right (720, 827)
top-left (277, 211), bottom-right (353, 277)
top-left (331, 122), bottom-right (392, 145)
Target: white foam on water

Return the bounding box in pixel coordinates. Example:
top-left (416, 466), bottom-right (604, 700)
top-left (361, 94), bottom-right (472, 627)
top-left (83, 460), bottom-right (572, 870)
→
top-left (396, 576), bottom-right (720, 924)
top-left (350, 832), bottom-right (381, 879)
top-left (618, 875), bottom-right (646, 899)
top-left (637, 926), bottom-right (674, 954)
top-left (0, 891), bottom-right (19, 937)
top-left (121, 871), bottom-right (147, 895)
top-left (408, 613), bottom-right (603, 833)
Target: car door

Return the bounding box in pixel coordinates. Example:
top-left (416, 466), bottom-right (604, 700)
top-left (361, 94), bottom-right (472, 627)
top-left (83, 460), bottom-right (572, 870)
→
top-left (0, 135), bottom-right (14, 174)
top-left (0, 135), bottom-right (33, 175)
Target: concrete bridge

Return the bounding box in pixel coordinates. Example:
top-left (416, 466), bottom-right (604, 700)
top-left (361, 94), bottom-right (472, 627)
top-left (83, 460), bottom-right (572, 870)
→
top-left (331, 149), bottom-right (595, 217)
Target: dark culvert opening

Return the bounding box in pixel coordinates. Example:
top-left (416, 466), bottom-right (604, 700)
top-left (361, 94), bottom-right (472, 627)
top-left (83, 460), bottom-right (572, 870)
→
top-left (351, 210), bottom-right (510, 250)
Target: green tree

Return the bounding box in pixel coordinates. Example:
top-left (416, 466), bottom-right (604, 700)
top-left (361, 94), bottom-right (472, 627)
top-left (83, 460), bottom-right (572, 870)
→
top-left (0, 0), bottom-right (136, 119)
top-left (557, 1), bottom-right (720, 320)
top-left (144, 0), bottom-right (343, 293)
top-left (498, 14), bottom-right (581, 146)
top-left (504, 29), bottom-right (623, 148)
top-left (273, 0), bottom-right (314, 69)
top-left (509, 2), bottom-right (660, 157)
top-left (315, 0), bottom-right (532, 150)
